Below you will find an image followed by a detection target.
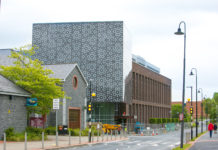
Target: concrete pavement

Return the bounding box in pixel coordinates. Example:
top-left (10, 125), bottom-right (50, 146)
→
top-left (189, 131), bottom-right (218, 150)
top-left (0, 134), bottom-right (128, 150)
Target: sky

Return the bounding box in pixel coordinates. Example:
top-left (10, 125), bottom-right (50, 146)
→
top-left (0, 0), bottom-right (218, 102)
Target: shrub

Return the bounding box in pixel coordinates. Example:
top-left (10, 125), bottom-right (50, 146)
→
top-left (26, 127), bottom-right (43, 134)
top-left (149, 118), bottom-right (156, 124)
top-left (5, 127), bottom-right (15, 137)
top-left (162, 118), bottom-right (167, 123)
top-left (81, 128), bottom-right (89, 136)
top-left (167, 118), bottom-right (171, 123)
top-left (69, 128), bottom-right (80, 136)
top-left (172, 118), bottom-right (179, 123)
top-left (45, 126), bottom-right (56, 135)
top-left (157, 118), bottom-right (162, 124)
top-left (4, 127), bottom-right (47, 141)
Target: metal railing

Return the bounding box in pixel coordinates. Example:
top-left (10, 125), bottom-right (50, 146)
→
top-left (1, 129), bottom-right (128, 150)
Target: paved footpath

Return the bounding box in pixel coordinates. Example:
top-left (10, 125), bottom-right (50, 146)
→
top-left (0, 135), bottom-right (127, 150)
top-left (189, 131), bottom-right (218, 150)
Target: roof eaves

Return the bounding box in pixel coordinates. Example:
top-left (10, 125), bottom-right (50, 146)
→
top-left (0, 91), bottom-right (31, 97)
top-left (75, 64), bottom-right (88, 87)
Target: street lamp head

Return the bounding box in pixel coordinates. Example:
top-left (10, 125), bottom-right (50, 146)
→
top-left (174, 28), bottom-right (184, 35)
top-left (189, 70), bottom-right (194, 76)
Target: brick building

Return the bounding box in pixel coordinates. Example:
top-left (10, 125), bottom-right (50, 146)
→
top-left (171, 101), bottom-right (206, 119)
top-left (128, 61), bottom-right (171, 125)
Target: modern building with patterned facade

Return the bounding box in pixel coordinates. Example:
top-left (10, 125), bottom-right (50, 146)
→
top-left (128, 59), bottom-right (171, 126)
top-left (32, 21), bottom-right (132, 124)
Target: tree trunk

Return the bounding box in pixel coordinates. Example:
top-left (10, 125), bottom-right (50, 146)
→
top-left (42, 114), bottom-right (47, 129)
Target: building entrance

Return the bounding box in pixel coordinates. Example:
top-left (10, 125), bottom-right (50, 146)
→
top-left (69, 108), bottom-right (80, 129)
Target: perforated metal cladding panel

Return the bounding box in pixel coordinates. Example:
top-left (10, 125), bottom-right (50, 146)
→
top-left (32, 21), bottom-right (132, 103)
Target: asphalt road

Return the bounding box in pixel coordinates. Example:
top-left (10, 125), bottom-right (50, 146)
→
top-left (61, 132), bottom-right (181, 150)
top-left (61, 126), bottom-right (204, 150)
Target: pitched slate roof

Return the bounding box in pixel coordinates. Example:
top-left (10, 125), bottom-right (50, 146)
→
top-left (0, 56), bottom-right (88, 88)
top-left (0, 55), bottom-right (15, 66)
top-left (43, 64), bottom-right (88, 85)
top-left (0, 75), bottom-right (31, 97)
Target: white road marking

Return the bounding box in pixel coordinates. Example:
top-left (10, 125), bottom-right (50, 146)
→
top-left (152, 144), bottom-right (158, 146)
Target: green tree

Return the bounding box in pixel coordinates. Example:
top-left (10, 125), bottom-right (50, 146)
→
top-left (203, 95), bottom-right (216, 121)
top-left (0, 45), bottom-right (65, 115)
top-left (171, 104), bottom-right (189, 119)
top-left (213, 92), bottom-right (218, 105)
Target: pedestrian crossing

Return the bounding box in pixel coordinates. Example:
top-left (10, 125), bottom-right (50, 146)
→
top-left (101, 139), bottom-right (180, 150)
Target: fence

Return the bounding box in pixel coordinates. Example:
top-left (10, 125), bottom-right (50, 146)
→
top-left (125, 122), bottom-right (204, 136)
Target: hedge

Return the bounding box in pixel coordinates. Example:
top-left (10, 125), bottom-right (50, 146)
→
top-left (149, 118), bottom-right (188, 124)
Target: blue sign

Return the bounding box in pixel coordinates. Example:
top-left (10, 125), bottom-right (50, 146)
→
top-left (26, 98), bottom-right (38, 106)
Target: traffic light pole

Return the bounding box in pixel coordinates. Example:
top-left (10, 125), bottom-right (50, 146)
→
top-left (190, 86), bottom-right (193, 140)
top-left (187, 86), bottom-right (193, 140)
top-left (88, 112), bottom-right (92, 142)
top-left (88, 80), bottom-right (92, 143)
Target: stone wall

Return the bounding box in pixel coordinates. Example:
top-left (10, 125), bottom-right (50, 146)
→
top-left (0, 95), bottom-right (27, 139)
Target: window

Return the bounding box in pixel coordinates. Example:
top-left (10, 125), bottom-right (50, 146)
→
top-left (72, 75), bottom-right (78, 89)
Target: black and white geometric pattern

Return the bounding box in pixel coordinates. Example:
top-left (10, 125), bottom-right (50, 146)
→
top-left (32, 21), bottom-right (132, 102)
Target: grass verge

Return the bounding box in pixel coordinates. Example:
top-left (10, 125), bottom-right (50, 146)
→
top-left (172, 144), bottom-right (191, 150)
top-left (172, 131), bottom-right (207, 150)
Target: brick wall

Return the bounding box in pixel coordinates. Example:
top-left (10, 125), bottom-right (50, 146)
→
top-left (172, 101), bottom-right (206, 118)
top-left (129, 62), bottom-right (172, 124)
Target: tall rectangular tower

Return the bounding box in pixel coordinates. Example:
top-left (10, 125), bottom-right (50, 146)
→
top-left (32, 21), bottom-right (132, 104)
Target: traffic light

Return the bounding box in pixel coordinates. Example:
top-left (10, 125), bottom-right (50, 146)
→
top-left (190, 107), bottom-right (193, 114)
top-left (91, 92), bottom-right (96, 97)
top-left (88, 103), bottom-right (92, 113)
top-left (187, 98), bottom-right (191, 102)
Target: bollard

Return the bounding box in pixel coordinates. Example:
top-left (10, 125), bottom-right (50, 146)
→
top-left (25, 132), bottom-right (27, 150)
top-left (111, 130), bottom-right (112, 140)
top-left (97, 129), bottom-right (99, 142)
top-left (120, 130), bottom-right (122, 140)
top-left (125, 130), bottom-right (127, 138)
top-left (69, 130), bottom-right (71, 145)
top-left (3, 133), bottom-right (6, 150)
top-left (92, 131), bottom-right (94, 143)
top-left (79, 130), bottom-right (81, 144)
top-left (102, 130), bottom-right (104, 142)
top-left (115, 130), bottom-right (117, 141)
top-left (56, 131), bottom-right (58, 147)
top-left (42, 132), bottom-right (44, 149)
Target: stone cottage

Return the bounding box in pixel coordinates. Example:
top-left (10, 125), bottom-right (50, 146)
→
top-left (0, 75), bottom-right (31, 138)
top-left (44, 64), bottom-right (88, 129)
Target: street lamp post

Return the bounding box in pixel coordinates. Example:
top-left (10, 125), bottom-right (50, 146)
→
top-left (187, 86), bottom-right (193, 140)
top-left (198, 88), bottom-right (203, 133)
top-left (204, 95), bottom-right (207, 130)
top-left (190, 68), bottom-right (198, 137)
top-left (174, 21), bottom-right (186, 149)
